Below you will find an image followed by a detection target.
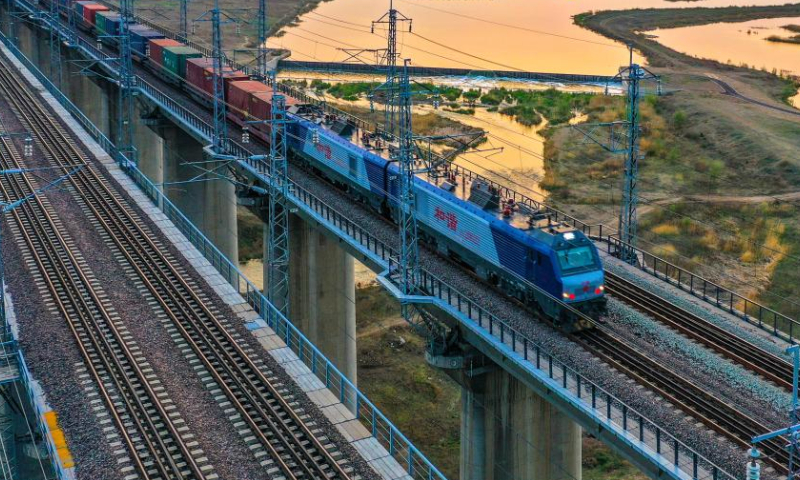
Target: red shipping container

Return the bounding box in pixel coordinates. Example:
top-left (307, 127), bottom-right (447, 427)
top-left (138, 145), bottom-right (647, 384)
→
top-left (82, 3), bottom-right (108, 26)
top-left (249, 91), bottom-right (300, 136)
top-left (227, 81), bottom-right (270, 119)
top-left (185, 58), bottom-right (249, 102)
top-left (148, 39), bottom-right (183, 67)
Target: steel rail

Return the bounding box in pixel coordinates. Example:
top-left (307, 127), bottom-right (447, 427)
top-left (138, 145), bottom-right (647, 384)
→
top-left (573, 329), bottom-right (790, 473)
top-left (606, 272), bottom-right (793, 391)
top-left (0, 135), bottom-right (206, 480)
top-left (0, 52), bottom-right (354, 480)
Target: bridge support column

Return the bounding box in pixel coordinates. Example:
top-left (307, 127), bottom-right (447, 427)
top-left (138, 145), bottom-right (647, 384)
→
top-left (134, 118), bottom-right (164, 198)
top-left (161, 126), bottom-right (238, 263)
top-left (432, 348), bottom-right (581, 480)
top-left (288, 214), bottom-right (356, 386)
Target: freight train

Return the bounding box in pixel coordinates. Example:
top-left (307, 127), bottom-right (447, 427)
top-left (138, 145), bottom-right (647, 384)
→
top-left (64, 0), bottom-right (606, 331)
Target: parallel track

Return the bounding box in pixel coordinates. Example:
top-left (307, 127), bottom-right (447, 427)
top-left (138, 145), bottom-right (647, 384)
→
top-left (0, 135), bottom-right (206, 479)
top-left (573, 329), bottom-right (790, 473)
top-left (0, 54), bottom-right (355, 479)
top-left (606, 272), bottom-right (793, 390)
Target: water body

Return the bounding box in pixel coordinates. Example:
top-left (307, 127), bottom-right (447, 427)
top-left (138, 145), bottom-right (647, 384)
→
top-left (269, 0), bottom-right (783, 76)
top-left (645, 17), bottom-right (800, 107)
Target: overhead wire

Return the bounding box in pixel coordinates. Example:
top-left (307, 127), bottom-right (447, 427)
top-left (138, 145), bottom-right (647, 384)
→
top-left (395, 0), bottom-right (626, 49)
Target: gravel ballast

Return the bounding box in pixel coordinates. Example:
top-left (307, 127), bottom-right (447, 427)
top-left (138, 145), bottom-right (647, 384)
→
top-left (7, 28), bottom-right (789, 479)
top-left (0, 46), bottom-right (382, 480)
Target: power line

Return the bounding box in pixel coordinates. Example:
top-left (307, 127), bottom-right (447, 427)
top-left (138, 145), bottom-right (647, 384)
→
top-left (395, 0), bottom-right (626, 49)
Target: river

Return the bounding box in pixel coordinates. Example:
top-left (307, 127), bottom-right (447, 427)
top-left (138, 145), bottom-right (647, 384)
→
top-left (268, 0), bottom-right (786, 76)
top-left (644, 17), bottom-right (800, 107)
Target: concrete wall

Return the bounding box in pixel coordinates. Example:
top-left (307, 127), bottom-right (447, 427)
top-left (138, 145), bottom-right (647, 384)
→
top-left (287, 215), bottom-right (356, 385)
top-left (462, 368), bottom-right (582, 480)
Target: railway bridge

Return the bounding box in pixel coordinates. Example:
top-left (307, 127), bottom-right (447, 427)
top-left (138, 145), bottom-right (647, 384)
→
top-left (0, 3), bottom-right (796, 480)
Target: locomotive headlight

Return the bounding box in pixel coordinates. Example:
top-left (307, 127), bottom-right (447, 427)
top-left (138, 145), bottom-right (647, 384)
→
top-left (562, 292), bottom-right (570, 299)
top-left (595, 285), bottom-right (605, 294)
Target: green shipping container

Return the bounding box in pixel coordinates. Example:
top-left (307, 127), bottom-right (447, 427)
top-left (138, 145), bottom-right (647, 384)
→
top-left (162, 46), bottom-right (202, 80)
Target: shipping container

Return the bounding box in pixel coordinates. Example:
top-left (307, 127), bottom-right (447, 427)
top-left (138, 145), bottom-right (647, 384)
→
top-left (147, 38), bottom-right (183, 67)
top-left (129, 26), bottom-right (164, 57)
top-left (82, 3), bottom-right (108, 26)
top-left (185, 58), bottom-right (249, 102)
top-left (73, 1), bottom-right (90, 20)
top-left (227, 80), bottom-right (271, 120)
top-left (95, 12), bottom-right (121, 36)
top-left (162, 46), bottom-right (202, 80)
top-left (249, 91), bottom-right (301, 138)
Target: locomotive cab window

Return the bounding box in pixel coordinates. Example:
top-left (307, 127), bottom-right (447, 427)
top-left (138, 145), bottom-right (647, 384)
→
top-left (556, 246), bottom-right (596, 274)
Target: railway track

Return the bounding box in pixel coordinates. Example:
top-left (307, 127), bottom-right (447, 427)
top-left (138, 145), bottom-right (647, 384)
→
top-left (605, 272), bottom-right (793, 391)
top-left (0, 135), bottom-right (209, 479)
top-left (0, 56), bottom-right (357, 479)
top-left (573, 328), bottom-right (790, 473)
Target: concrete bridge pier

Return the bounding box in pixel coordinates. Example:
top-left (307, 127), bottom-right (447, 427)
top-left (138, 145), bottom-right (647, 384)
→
top-left (287, 214), bottom-right (357, 386)
top-left (433, 349), bottom-right (582, 480)
top-left (133, 108), bottom-right (164, 201)
top-left (161, 125), bottom-right (238, 263)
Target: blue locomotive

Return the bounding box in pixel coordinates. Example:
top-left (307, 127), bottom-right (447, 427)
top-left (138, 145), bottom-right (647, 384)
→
top-left (55, 0), bottom-right (606, 331)
top-left (288, 115), bottom-right (606, 331)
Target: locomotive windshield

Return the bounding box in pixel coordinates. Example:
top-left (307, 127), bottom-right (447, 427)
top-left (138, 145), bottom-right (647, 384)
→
top-left (557, 246), bottom-right (597, 274)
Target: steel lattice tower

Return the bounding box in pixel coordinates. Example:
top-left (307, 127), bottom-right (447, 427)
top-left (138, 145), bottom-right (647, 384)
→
top-left (266, 82), bottom-right (290, 318)
top-left (210, 0), bottom-right (227, 154)
top-left (618, 63), bottom-right (645, 264)
top-left (48, 0), bottom-right (62, 87)
top-left (117, 0), bottom-right (137, 164)
top-left (179, 0), bottom-right (188, 42)
top-left (372, 0), bottom-right (410, 138)
top-left (396, 59), bottom-right (419, 302)
top-left (256, 0), bottom-right (267, 78)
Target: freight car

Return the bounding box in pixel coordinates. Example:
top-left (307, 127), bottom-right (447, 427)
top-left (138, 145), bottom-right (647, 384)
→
top-left (51, 0), bottom-right (606, 330)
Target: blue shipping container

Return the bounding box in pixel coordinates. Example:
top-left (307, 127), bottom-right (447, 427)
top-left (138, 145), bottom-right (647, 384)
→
top-left (128, 26), bottom-right (164, 57)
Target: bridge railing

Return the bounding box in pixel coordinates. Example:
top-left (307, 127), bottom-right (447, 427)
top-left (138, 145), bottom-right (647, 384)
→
top-left (0, 30), bottom-right (448, 480)
top-left (606, 235), bottom-right (800, 343)
top-left (246, 156), bottom-right (735, 480)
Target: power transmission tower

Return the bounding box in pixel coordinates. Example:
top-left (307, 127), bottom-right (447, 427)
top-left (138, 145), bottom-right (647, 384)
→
top-left (617, 52), bottom-right (656, 264)
top-left (179, 0), bottom-right (189, 42)
top-left (195, 0), bottom-right (235, 154)
top-left (256, 0), bottom-right (268, 78)
top-left (48, 0), bottom-right (62, 87)
top-left (396, 59), bottom-right (418, 307)
top-left (266, 79), bottom-right (290, 318)
top-left (571, 49), bottom-right (657, 264)
top-left (372, 0), bottom-right (411, 138)
top-left (117, 0), bottom-right (138, 164)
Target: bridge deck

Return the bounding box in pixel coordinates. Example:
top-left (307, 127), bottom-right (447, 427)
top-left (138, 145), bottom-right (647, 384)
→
top-left (2, 5), bottom-right (790, 480)
top-left (0, 38), bottom-right (417, 480)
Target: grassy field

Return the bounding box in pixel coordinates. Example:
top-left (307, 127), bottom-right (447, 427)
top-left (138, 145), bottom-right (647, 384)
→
top-left (543, 5), bottom-right (800, 315)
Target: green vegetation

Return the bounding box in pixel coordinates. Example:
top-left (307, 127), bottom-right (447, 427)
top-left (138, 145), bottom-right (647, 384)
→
top-left (237, 207), bottom-right (263, 262)
top-left (583, 437), bottom-right (649, 480)
top-left (355, 286), bottom-right (461, 479)
top-left (766, 35), bottom-right (800, 45)
top-left (324, 81), bottom-right (380, 101)
top-left (638, 201), bottom-right (800, 325)
top-left (463, 89), bottom-right (481, 107)
top-left (473, 88), bottom-right (594, 126)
